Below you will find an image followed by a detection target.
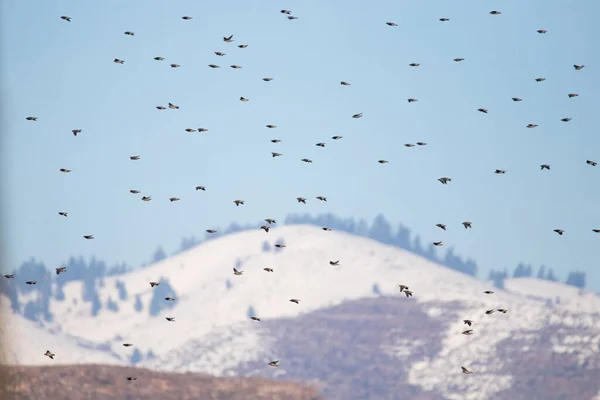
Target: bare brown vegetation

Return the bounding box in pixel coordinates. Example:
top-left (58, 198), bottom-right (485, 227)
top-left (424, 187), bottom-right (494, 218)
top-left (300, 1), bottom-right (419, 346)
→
top-left (0, 364), bottom-right (323, 400)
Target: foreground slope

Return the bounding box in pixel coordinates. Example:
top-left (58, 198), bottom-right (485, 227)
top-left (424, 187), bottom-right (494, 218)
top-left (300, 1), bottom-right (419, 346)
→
top-left (0, 364), bottom-right (323, 400)
top-left (4, 225), bottom-right (600, 399)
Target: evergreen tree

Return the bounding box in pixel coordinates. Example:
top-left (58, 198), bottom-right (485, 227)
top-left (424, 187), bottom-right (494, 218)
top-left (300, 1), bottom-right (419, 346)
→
top-left (262, 241), bottom-right (271, 252)
top-left (536, 265), bottom-right (546, 279)
top-left (116, 280), bottom-right (128, 301)
top-left (393, 224), bottom-right (412, 250)
top-left (130, 348), bottom-right (142, 365)
top-left (368, 214), bottom-right (393, 244)
top-left (565, 271), bottom-right (586, 289)
top-left (355, 219), bottom-right (369, 236)
top-left (134, 294), bottom-right (143, 313)
top-left (148, 278), bottom-right (177, 317)
top-left (546, 268), bottom-right (558, 282)
top-left (371, 283), bottom-right (382, 295)
top-left (152, 247), bottom-right (167, 264)
top-left (106, 296), bottom-right (119, 312)
top-left (247, 305), bottom-right (256, 318)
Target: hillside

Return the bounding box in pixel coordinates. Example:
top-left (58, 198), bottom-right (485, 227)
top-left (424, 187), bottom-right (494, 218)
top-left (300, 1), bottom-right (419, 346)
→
top-left (1, 225), bottom-right (600, 399)
top-left (0, 364), bottom-right (323, 400)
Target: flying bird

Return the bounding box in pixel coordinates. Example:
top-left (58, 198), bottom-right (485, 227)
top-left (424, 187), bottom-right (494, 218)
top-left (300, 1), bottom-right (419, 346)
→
top-left (26, 281), bottom-right (37, 285)
top-left (433, 241), bottom-right (443, 246)
top-left (250, 317), bottom-right (261, 322)
top-left (541, 164), bottom-right (550, 170)
top-left (264, 268), bottom-right (274, 272)
top-left (60, 16), bottom-right (71, 22)
top-left (166, 317), bottom-right (175, 322)
top-left (438, 177), bottom-right (452, 184)
top-left (269, 360), bottom-right (280, 367)
top-left (182, 16), bottom-right (193, 20)
top-left (83, 235), bottom-right (94, 240)
top-left (169, 197), bottom-right (180, 202)
top-left (72, 129), bottom-right (82, 136)
top-left (439, 18), bottom-right (450, 22)
top-left (233, 200), bottom-right (245, 206)
top-left (55, 267), bottom-right (66, 275)
top-left (378, 160), bottom-right (389, 164)
top-left (59, 168), bottom-right (71, 173)
top-left (436, 224), bottom-right (446, 231)
top-left (316, 196), bottom-right (327, 201)
top-left (130, 155), bottom-right (140, 160)
top-left (289, 299), bottom-right (300, 304)
top-left (453, 58), bottom-right (464, 62)
top-left (513, 98), bottom-right (523, 102)
top-left (170, 64), bottom-right (180, 68)
top-left (495, 169), bottom-right (506, 174)
top-left (574, 65), bottom-right (585, 70)
top-left (352, 113), bottom-right (363, 119)
top-left (462, 366), bottom-right (473, 374)
top-left (537, 29), bottom-right (547, 33)
top-left (124, 31), bottom-right (134, 36)
top-left (568, 93), bottom-right (579, 98)
top-left (329, 260), bottom-right (340, 266)
top-left (238, 44), bottom-right (248, 48)
top-left (386, 22), bottom-right (398, 26)
top-left (149, 282), bottom-right (160, 287)
top-left (141, 196), bottom-right (152, 201)
top-left (223, 35), bottom-right (234, 42)
top-left (58, 212), bottom-right (68, 217)
top-left (233, 268), bottom-right (243, 276)
top-left (113, 58), bottom-right (125, 64)
top-left (297, 197), bottom-right (307, 204)
top-left (196, 186), bottom-right (206, 191)
top-left (44, 350), bottom-right (55, 359)
top-left (462, 222), bottom-right (472, 229)
top-left (260, 225), bottom-right (270, 233)
top-left (265, 218), bottom-right (276, 224)
top-left (26, 116), bottom-right (38, 121)
top-left (587, 160), bottom-right (597, 166)
top-left (168, 103), bottom-right (179, 109)
top-left (464, 320), bottom-right (473, 326)
top-left (554, 229), bottom-right (565, 235)
top-left (3, 274), bottom-right (14, 279)
top-left (489, 11), bottom-right (502, 15)
top-left (535, 78), bottom-right (546, 82)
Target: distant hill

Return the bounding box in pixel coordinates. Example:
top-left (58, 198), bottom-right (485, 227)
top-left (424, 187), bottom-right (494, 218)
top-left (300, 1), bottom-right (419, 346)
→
top-left (0, 364), bottom-right (323, 400)
top-left (1, 225), bottom-right (599, 399)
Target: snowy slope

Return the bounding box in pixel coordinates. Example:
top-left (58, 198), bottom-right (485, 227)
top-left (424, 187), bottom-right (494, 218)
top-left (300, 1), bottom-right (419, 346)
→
top-left (503, 277), bottom-right (600, 313)
top-left (0, 297), bottom-right (120, 366)
top-left (3, 225), bottom-right (600, 400)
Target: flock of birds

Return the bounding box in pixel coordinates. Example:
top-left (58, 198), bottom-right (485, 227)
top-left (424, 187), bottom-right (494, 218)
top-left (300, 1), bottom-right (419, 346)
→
top-left (5, 6), bottom-right (596, 385)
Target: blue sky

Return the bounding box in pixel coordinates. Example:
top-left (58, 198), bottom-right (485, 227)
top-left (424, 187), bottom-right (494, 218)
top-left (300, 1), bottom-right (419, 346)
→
top-left (1, 0), bottom-right (599, 290)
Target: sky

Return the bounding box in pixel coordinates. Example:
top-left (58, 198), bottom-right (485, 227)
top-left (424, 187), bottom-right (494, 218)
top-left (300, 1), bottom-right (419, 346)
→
top-left (1, 0), bottom-right (599, 290)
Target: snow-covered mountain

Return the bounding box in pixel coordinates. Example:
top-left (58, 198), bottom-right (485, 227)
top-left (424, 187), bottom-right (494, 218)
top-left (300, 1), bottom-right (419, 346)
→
top-left (2, 225), bottom-right (600, 400)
